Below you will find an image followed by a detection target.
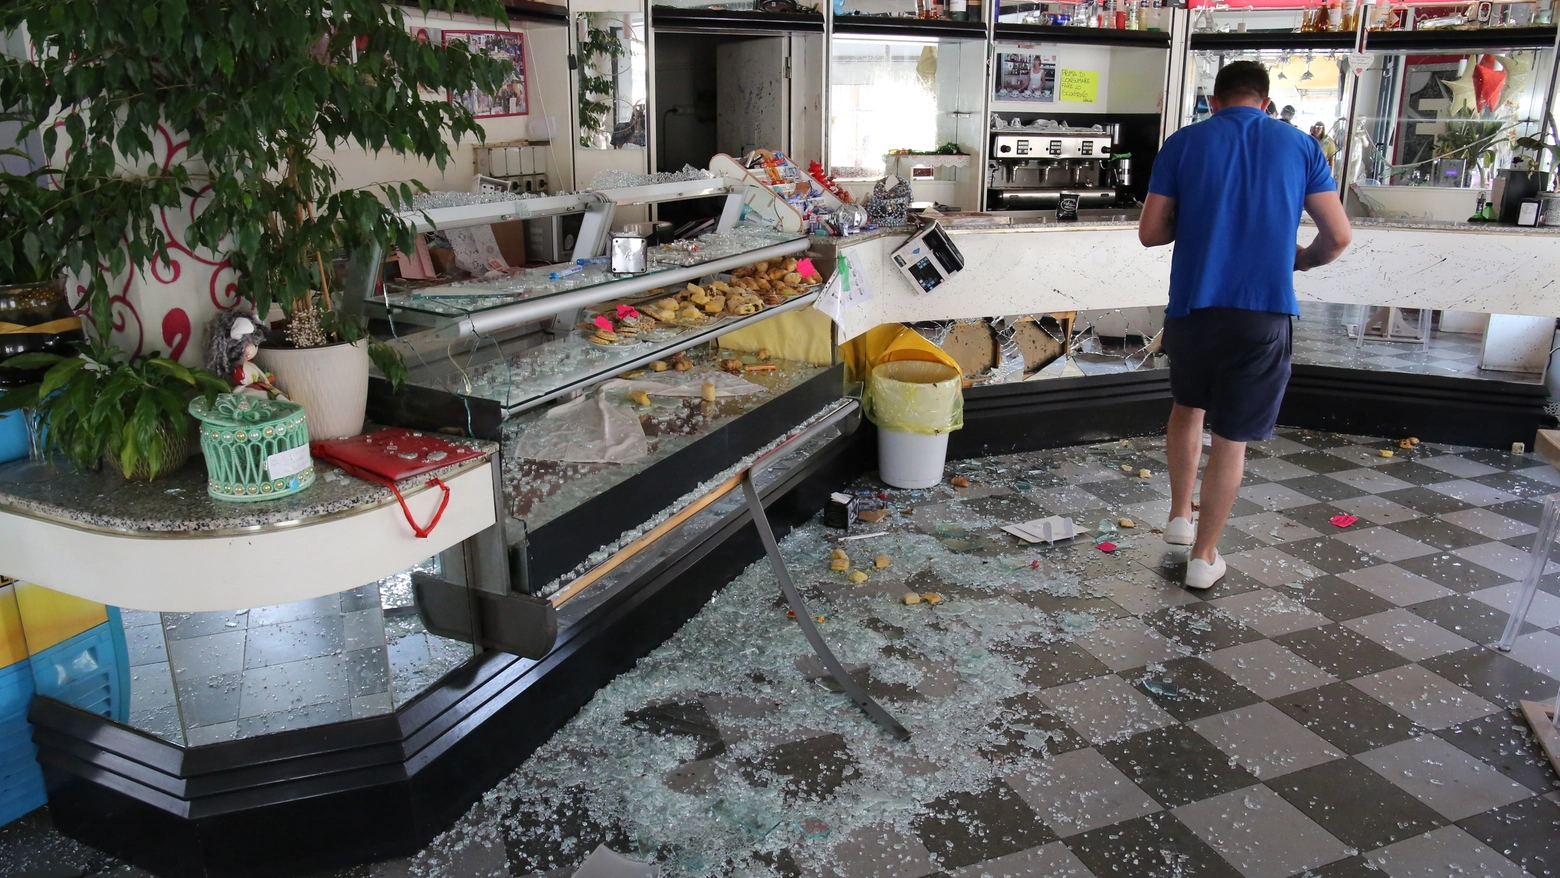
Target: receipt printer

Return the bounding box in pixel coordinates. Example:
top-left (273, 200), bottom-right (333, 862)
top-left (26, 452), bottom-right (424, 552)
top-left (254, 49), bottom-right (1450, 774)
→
top-left (890, 222), bottom-right (965, 293)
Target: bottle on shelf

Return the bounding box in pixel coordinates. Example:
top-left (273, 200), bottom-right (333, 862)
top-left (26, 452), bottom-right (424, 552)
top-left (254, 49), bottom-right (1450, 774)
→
top-left (1126, 0), bottom-right (1140, 29)
top-left (1148, 0), bottom-right (1164, 30)
top-left (949, 0), bottom-right (968, 20)
top-left (1116, 0), bottom-right (1129, 29)
top-left (1327, 0), bottom-right (1344, 29)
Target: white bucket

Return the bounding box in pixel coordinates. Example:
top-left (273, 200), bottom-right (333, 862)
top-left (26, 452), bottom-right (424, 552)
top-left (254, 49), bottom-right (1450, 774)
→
top-left (878, 428), bottom-right (950, 489)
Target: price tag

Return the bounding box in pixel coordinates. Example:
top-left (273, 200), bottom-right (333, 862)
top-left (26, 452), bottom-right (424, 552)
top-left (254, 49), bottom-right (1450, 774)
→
top-left (267, 444), bottom-right (312, 480)
top-left (1349, 52), bottom-right (1374, 76)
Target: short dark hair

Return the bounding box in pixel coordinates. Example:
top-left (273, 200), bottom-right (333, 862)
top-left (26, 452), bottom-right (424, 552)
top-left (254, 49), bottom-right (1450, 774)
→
top-left (1213, 61), bottom-right (1269, 102)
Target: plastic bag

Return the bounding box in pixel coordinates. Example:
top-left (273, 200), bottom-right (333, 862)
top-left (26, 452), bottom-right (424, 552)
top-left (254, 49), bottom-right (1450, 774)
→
top-left (508, 392), bottom-right (648, 464)
top-left (864, 360), bottom-right (963, 435)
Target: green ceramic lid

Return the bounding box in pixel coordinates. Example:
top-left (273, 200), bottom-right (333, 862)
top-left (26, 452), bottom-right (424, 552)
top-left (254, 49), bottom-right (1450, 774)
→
top-left (188, 393), bottom-right (306, 427)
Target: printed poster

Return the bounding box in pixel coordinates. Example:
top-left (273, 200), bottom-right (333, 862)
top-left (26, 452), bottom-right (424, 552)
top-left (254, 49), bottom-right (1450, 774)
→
top-left (444, 31), bottom-right (529, 117)
top-left (994, 51), bottom-right (1058, 103)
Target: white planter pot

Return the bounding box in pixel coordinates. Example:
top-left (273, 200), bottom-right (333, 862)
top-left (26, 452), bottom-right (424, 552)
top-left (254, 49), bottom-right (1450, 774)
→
top-left (254, 340), bottom-right (370, 440)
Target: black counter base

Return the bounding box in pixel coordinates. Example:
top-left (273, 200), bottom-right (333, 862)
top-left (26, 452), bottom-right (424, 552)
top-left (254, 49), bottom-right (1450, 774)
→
top-left (30, 419), bottom-right (870, 878)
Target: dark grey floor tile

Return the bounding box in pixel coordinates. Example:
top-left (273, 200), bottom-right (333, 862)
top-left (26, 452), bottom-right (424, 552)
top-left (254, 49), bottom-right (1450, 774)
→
top-left (1125, 656), bottom-right (1264, 722)
top-left (344, 647), bottom-right (391, 699)
top-left (1279, 537), bottom-right (1380, 575)
top-left (1484, 499), bottom-right (1549, 527)
top-left (338, 585), bottom-right (381, 614)
top-left (1457, 796), bottom-right (1560, 877)
top-left (1394, 553), bottom-right (1514, 593)
top-left (1288, 431), bottom-right (1359, 450)
top-left (175, 671), bottom-right (243, 727)
top-left (1303, 855), bottom-right (1389, 877)
top-left (235, 699), bottom-right (351, 738)
top-left (1460, 449), bottom-right (1535, 472)
top-left (1472, 472), bottom-right (1560, 498)
top-left (506, 787), bottom-right (632, 874)
top-left (1376, 461), bottom-right (1464, 486)
top-left (1273, 623), bottom-right (1411, 679)
top-left (1420, 648), bottom-right (1560, 708)
top-left (1098, 725), bottom-right (1259, 808)
top-left (1284, 575), bottom-right (1398, 622)
top-left (1064, 811), bottom-right (1243, 878)
top-left (161, 611), bottom-right (248, 641)
top-left (1280, 450), bottom-right (1366, 475)
top-left (1386, 517), bottom-right (1490, 552)
top-left (1408, 596), bottom-right (1539, 644)
top-left (915, 780), bottom-right (1056, 869)
top-left (1269, 758), bottom-right (1447, 851)
top-left (242, 616), bottom-right (345, 670)
top-left (1141, 605), bottom-right (1265, 655)
top-left (1271, 682), bottom-right (1426, 754)
top-left (624, 700), bottom-right (727, 761)
top-left (1277, 474), bottom-right (1370, 504)
top-left (981, 692), bottom-right (1090, 761)
top-left (1084, 478), bottom-right (1168, 508)
top-left (1379, 487), bottom-right (1477, 516)
top-left (1437, 711), bottom-right (1560, 796)
top-left (741, 732), bottom-right (856, 804)
top-left (1281, 502), bottom-right (1360, 532)
top-left (1005, 641), bottom-right (1113, 690)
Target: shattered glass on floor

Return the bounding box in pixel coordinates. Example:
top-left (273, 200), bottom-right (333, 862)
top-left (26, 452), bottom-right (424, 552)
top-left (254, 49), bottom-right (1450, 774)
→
top-left (382, 429), bottom-right (1560, 877)
top-left (7, 429), bottom-right (1560, 878)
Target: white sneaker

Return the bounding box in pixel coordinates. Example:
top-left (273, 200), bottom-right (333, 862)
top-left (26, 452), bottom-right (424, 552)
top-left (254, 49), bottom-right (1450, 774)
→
top-left (1165, 517), bottom-right (1196, 546)
top-left (1185, 552), bottom-right (1227, 590)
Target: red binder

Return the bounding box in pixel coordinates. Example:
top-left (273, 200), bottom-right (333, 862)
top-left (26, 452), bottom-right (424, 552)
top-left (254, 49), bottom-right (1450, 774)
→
top-left (311, 429), bottom-right (485, 538)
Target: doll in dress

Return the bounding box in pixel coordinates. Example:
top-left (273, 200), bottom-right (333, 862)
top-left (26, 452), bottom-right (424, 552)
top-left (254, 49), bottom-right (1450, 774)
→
top-left (206, 310), bottom-right (287, 400)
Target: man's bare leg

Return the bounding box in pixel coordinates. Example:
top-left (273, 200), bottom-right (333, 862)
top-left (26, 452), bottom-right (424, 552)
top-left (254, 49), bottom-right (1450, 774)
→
top-left (1192, 433), bottom-right (1246, 563)
top-left (1167, 403), bottom-right (1204, 524)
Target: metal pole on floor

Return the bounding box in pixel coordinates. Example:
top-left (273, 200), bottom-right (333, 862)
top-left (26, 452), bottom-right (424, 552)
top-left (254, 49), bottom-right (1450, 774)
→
top-left (739, 470), bottom-right (911, 741)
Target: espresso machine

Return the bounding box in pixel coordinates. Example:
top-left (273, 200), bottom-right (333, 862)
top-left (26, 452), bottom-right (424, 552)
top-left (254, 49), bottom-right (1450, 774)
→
top-left (987, 125), bottom-right (1129, 211)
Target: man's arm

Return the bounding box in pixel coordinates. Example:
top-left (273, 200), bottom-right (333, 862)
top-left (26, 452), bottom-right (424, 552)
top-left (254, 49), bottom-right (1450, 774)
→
top-left (1139, 193), bottom-right (1177, 247)
top-left (1296, 191), bottom-right (1352, 271)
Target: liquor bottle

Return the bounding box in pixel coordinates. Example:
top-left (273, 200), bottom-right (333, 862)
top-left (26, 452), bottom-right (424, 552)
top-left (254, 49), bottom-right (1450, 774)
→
top-left (1127, 0), bottom-right (1140, 28)
top-left (1327, 0), bottom-right (1343, 29)
top-left (949, 0), bottom-right (968, 19)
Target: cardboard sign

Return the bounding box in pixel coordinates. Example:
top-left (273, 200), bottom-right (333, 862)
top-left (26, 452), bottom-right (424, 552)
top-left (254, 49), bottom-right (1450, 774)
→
top-left (1059, 69), bottom-right (1099, 103)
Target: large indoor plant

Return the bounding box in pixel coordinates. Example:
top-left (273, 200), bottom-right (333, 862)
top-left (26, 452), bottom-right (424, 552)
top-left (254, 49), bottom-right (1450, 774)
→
top-left (0, 0), bottom-right (510, 439)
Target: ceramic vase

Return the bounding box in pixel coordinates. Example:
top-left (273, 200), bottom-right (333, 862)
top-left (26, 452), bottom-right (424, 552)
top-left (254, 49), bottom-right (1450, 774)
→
top-left (254, 340), bottom-right (369, 440)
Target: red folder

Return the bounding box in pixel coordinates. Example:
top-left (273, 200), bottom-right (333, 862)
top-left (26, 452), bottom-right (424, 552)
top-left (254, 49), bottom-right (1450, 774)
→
top-left (311, 429), bottom-right (485, 538)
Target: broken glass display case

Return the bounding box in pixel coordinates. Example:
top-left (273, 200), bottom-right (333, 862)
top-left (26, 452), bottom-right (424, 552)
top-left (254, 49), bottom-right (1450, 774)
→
top-left (364, 175), bottom-right (844, 597)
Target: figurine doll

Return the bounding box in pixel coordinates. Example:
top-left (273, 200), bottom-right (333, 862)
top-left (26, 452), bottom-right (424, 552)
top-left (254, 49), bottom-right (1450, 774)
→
top-left (206, 310), bottom-right (287, 400)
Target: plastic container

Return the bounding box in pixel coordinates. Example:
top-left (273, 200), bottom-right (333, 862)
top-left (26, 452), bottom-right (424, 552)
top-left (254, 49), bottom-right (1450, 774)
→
top-left (190, 394), bottom-right (314, 501)
top-left (865, 361), bottom-right (963, 489)
top-left (0, 411), bottom-right (27, 465)
top-left (878, 429), bottom-right (952, 489)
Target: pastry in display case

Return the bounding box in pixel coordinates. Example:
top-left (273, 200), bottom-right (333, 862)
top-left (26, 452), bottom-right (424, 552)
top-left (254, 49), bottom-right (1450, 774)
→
top-left (363, 171), bottom-right (843, 595)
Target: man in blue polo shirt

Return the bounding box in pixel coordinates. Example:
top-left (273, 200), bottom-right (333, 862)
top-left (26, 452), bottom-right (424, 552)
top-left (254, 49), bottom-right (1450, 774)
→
top-left (1139, 61), bottom-right (1353, 590)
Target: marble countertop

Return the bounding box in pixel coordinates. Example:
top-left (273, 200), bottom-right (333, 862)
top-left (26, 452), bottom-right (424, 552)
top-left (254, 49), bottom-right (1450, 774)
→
top-left (1349, 217), bottom-right (1560, 236)
top-left (0, 435), bottom-right (499, 536)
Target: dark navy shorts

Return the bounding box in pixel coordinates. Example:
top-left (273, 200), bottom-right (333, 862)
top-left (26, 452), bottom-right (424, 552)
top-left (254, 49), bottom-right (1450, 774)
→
top-left (1163, 307), bottom-right (1293, 443)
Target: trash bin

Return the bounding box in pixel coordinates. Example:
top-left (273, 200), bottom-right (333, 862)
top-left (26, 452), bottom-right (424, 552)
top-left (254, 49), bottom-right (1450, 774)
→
top-left (865, 361), bottom-right (963, 489)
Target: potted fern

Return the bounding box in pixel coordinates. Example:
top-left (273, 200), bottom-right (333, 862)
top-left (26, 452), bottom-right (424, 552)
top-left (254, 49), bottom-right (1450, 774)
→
top-left (0, 0), bottom-right (510, 441)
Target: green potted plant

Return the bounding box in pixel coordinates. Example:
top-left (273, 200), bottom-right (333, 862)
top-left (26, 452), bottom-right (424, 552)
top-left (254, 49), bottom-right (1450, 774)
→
top-left (0, 337), bottom-right (230, 479)
top-left (0, 0), bottom-right (509, 440)
top-left (0, 115), bottom-right (81, 386)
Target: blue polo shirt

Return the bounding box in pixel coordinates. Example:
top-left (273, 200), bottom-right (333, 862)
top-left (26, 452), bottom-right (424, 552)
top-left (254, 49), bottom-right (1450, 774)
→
top-left (1148, 106), bottom-right (1336, 318)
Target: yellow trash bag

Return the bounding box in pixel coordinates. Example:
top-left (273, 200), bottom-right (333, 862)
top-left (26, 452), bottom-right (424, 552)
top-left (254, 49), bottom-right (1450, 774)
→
top-left (839, 323), bottom-right (960, 383)
top-left (865, 360), bottom-right (964, 436)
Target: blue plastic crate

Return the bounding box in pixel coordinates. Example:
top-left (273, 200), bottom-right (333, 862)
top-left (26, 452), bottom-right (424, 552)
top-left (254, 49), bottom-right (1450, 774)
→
top-left (29, 610), bottom-right (130, 723)
top-left (0, 659), bottom-right (45, 826)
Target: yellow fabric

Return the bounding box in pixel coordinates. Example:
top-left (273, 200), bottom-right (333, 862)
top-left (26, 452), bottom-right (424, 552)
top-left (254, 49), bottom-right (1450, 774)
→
top-left (13, 581), bottom-right (107, 654)
top-left (0, 317), bottom-right (82, 335)
top-left (0, 584), bottom-right (27, 668)
top-left (718, 307), bottom-right (834, 366)
top-left (839, 323), bottom-right (962, 384)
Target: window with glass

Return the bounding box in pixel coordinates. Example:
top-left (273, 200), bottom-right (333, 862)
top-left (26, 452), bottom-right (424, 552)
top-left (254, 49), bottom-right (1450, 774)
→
top-left (829, 36), bottom-right (986, 208)
top-left (1185, 48), bottom-right (1357, 157)
top-left (577, 12), bottom-right (648, 150)
top-left (1347, 45), bottom-right (1556, 218)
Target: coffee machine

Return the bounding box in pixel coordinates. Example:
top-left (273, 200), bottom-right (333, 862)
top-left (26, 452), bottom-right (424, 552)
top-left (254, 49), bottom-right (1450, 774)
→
top-left (987, 125), bottom-right (1128, 211)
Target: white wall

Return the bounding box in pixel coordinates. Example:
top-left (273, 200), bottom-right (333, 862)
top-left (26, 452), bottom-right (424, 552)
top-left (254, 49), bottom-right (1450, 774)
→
top-left (320, 11), bottom-right (575, 196)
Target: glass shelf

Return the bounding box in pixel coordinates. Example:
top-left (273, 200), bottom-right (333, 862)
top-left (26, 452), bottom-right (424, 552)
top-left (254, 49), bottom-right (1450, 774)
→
top-left (403, 289), bottom-right (821, 415)
top-left (376, 227), bottom-right (805, 323)
top-left (500, 348), bottom-right (832, 532)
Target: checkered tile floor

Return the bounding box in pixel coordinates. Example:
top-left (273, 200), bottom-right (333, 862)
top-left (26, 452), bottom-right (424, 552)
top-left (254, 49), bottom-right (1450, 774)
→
top-left (7, 430), bottom-right (1560, 878)
top-left (1291, 302), bottom-right (1545, 385)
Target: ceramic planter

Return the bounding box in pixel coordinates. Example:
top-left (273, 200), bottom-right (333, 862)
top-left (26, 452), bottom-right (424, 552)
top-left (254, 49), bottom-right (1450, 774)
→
top-left (0, 279), bottom-right (83, 384)
top-left (254, 340), bottom-right (369, 440)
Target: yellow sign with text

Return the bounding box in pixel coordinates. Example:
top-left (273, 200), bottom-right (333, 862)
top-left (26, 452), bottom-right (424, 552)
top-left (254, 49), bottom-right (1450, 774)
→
top-left (1059, 69), bottom-right (1099, 103)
